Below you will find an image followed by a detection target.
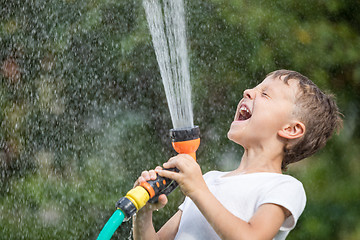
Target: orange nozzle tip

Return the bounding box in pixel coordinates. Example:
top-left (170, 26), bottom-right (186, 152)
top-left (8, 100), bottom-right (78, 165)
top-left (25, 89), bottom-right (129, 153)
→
top-left (172, 138), bottom-right (200, 160)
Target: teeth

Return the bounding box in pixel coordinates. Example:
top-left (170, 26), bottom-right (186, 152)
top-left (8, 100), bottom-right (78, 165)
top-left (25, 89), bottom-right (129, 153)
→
top-left (238, 105), bottom-right (251, 120)
top-left (240, 106), bottom-right (250, 114)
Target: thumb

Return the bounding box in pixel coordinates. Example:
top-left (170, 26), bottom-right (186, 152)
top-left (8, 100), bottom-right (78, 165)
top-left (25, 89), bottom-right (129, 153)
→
top-left (158, 194), bottom-right (168, 207)
top-left (146, 194), bottom-right (168, 212)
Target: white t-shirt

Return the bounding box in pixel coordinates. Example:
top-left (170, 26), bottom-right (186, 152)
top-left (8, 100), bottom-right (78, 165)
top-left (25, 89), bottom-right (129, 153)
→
top-left (174, 171), bottom-right (306, 240)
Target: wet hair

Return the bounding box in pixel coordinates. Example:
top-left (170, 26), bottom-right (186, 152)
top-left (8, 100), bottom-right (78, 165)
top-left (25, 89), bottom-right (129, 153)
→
top-left (267, 70), bottom-right (343, 170)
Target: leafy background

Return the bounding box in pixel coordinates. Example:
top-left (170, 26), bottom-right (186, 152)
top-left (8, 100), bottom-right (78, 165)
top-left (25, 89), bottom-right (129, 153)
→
top-left (0, 0), bottom-right (359, 239)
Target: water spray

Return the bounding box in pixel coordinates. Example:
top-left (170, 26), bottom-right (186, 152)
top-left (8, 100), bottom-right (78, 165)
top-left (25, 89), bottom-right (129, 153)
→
top-left (97, 0), bottom-right (195, 238)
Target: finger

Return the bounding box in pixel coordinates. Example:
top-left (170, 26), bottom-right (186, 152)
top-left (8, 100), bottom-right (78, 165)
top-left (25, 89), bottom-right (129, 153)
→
top-left (168, 156), bottom-right (178, 162)
top-left (138, 176), bottom-right (146, 184)
top-left (143, 194), bottom-right (168, 212)
top-left (154, 166), bottom-right (163, 171)
top-left (141, 171), bottom-right (150, 181)
top-left (166, 155), bottom-right (180, 164)
top-left (158, 168), bottom-right (179, 181)
top-left (149, 170), bottom-right (157, 180)
top-left (163, 154), bottom-right (189, 170)
top-left (152, 194), bottom-right (168, 211)
top-left (158, 194), bottom-right (168, 206)
top-left (163, 157), bottom-right (178, 169)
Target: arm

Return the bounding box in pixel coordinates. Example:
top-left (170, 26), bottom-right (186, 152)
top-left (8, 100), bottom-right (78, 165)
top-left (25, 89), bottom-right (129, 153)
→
top-left (191, 189), bottom-right (287, 240)
top-left (133, 207), bottom-right (158, 240)
top-left (158, 210), bottom-right (182, 239)
top-left (132, 169), bottom-right (182, 240)
top-left (133, 206), bottom-right (182, 240)
top-left (159, 154), bottom-right (288, 240)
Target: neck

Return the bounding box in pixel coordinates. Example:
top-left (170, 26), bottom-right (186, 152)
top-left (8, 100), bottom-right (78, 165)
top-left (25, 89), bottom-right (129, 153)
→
top-left (234, 144), bottom-right (284, 174)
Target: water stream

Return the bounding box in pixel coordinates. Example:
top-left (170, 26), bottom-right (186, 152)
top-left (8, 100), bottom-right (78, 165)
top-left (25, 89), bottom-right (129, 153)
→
top-left (143, 0), bottom-right (193, 129)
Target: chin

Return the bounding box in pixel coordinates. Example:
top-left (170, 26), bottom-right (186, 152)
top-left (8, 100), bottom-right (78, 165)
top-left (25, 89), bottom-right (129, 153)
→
top-left (227, 124), bottom-right (248, 147)
top-left (227, 130), bottom-right (233, 141)
top-left (228, 121), bottom-right (243, 138)
top-left (227, 129), bottom-right (241, 144)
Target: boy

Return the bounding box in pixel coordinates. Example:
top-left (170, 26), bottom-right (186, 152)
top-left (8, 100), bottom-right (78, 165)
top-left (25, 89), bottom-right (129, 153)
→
top-left (133, 70), bottom-right (342, 240)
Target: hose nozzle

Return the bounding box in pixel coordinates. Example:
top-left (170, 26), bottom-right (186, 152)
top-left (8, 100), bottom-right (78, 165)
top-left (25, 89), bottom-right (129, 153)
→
top-left (170, 126), bottom-right (200, 160)
top-left (116, 126), bottom-right (200, 217)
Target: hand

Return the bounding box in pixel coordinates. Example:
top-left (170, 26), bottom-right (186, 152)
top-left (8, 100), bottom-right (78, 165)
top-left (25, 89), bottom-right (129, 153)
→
top-left (133, 167), bottom-right (168, 212)
top-left (158, 154), bottom-right (208, 200)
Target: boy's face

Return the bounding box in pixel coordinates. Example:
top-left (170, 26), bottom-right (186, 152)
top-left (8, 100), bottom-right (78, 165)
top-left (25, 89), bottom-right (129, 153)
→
top-left (227, 75), bottom-right (300, 148)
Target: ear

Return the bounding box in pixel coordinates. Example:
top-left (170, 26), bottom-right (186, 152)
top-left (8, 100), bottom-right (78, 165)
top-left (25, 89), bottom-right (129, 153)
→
top-left (278, 121), bottom-right (305, 140)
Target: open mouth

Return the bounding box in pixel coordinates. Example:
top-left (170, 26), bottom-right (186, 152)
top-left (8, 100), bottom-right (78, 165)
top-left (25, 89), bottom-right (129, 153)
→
top-left (238, 105), bottom-right (252, 121)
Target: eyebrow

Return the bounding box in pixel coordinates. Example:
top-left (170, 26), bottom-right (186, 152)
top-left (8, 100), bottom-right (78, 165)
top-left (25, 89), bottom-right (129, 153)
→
top-left (261, 86), bottom-right (271, 93)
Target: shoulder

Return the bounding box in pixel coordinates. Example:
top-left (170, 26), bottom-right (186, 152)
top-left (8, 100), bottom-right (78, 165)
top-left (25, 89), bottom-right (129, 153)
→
top-left (273, 173), bottom-right (304, 186)
top-left (274, 174), bottom-right (305, 194)
top-left (202, 170), bottom-right (226, 181)
top-left (243, 173), bottom-right (305, 193)
top-left (261, 173), bottom-right (306, 199)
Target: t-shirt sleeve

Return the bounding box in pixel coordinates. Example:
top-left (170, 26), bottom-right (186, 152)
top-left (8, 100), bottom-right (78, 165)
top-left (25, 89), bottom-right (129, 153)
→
top-left (178, 197), bottom-right (187, 211)
top-left (258, 177), bottom-right (306, 231)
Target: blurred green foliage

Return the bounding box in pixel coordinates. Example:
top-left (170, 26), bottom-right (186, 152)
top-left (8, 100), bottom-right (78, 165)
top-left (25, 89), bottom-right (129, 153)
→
top-left (0, 0), bottom-right (359, 239)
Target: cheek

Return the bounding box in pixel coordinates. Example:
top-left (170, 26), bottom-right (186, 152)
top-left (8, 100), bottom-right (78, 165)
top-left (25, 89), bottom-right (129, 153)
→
top-left (249, 110), bottom-right (282, 135)
top-left (257, 104), bottom-right (292, 129)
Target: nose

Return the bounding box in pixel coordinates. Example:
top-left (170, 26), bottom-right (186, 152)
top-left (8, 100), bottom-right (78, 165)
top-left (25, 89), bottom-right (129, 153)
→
top-left (243, 88), bottom-right (255, 100)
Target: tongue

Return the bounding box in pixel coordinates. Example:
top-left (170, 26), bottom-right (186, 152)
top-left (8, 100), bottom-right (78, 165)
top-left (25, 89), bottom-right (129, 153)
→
top-left (239, 110), bottom-right (251, 120)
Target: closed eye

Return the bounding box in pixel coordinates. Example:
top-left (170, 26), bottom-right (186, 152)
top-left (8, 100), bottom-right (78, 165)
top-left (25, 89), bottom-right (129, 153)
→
top-left (261, 92), bottom-right (269, 97)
